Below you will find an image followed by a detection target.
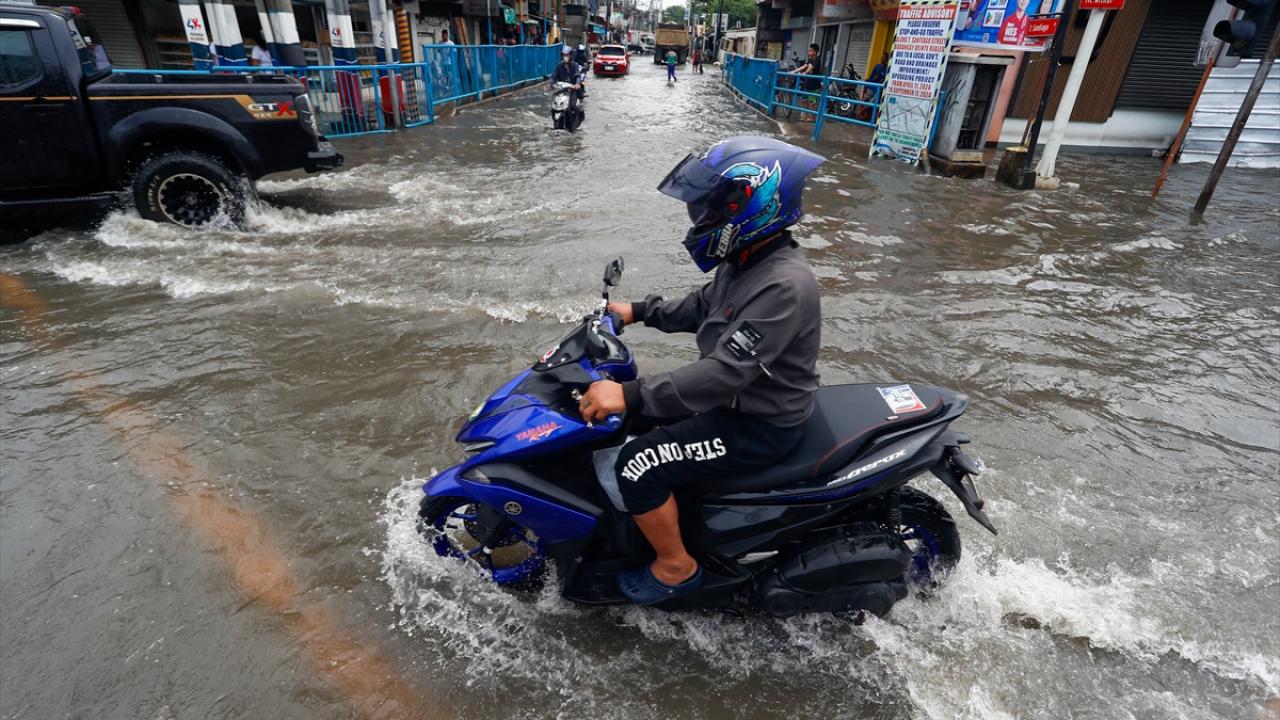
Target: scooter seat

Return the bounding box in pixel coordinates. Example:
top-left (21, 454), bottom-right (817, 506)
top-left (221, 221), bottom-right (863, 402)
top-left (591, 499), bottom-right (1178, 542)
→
top-left (697, 383), bottom-right (946, 494)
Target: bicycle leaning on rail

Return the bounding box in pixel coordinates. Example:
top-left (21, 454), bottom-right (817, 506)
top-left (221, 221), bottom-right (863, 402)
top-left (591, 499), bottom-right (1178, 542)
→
top-left (773, 55), bottom-right (803, 120)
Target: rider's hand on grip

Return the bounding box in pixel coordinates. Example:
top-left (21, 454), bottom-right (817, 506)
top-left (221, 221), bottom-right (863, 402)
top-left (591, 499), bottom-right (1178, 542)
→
top-left (607, 302), bottom-right (633, 326)
top-left (579, 380), bottom-right (625, 423)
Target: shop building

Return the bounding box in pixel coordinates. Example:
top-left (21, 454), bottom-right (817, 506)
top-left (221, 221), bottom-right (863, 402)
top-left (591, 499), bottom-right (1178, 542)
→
top-left (33, 0), bottom-right (557, 71)
top-left (995, 0), bottom-right (1280, 153)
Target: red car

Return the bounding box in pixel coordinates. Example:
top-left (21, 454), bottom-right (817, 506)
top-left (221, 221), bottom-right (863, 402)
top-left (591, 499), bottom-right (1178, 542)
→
top-left (593, 45), bottom-right (629, 76)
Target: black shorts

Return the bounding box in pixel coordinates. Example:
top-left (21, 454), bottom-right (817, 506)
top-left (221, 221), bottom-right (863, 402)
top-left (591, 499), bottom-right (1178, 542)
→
top-left (614, 408), bottom-right (804, 514)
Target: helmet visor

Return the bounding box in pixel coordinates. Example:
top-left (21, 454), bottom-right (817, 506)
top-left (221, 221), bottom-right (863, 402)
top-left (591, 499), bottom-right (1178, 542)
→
top-left (686, 198), bottom-right (726, 230)
top-left (657, 154), bottom-right (726, 205)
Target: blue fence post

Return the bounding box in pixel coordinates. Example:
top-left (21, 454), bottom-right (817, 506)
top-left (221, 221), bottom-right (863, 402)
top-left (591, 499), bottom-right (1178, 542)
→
top-left (423, 62), bottom-right (436, 123)
top-left (769, 68), bottom-right (779, 117)
top-left (812, 75), bottom-right (830, 141)
top-left (371, 67), bottom-right (386, 131)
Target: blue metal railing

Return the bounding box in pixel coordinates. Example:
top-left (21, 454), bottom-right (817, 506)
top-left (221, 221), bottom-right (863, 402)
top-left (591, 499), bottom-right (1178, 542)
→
top-left (116, 44), bottom-right (562, 138)
top-left (721, 52), bottom-right (778, 112)
top-left (720, 53), bottom-right (887, 143)
top-left (420, 43), bottom-right (561, 106)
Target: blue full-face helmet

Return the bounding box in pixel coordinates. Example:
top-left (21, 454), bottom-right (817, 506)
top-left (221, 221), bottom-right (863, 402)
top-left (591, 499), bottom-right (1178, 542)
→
top-left (657, 136), bottom-right (826, 272)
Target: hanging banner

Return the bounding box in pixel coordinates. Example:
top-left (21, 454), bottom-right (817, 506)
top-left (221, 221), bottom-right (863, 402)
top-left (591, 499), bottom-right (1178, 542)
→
top-left (952, 0), bottom-right (1065, 51)
top-left (871, 0), bottom-right (958, 164)
top-left (177, 0), bottom-right (214, 70)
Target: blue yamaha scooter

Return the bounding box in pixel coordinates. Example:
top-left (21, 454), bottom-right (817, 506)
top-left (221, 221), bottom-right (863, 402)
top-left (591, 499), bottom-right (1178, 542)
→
top-left (418, 258), bottom-right (996, 617)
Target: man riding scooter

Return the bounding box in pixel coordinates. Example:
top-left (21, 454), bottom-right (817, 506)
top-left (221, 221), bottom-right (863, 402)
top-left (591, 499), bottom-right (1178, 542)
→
top-left (551, 46), bottom-right (584, 127)
top-left (577, 137), bottom-right (826, 604)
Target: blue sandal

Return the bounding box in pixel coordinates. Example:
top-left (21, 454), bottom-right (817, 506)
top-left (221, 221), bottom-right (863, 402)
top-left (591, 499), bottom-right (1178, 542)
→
top-left (618, 565), bottom-right (703, 605)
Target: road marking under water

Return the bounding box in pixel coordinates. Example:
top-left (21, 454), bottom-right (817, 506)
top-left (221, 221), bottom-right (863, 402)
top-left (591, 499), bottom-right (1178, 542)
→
top-left (1, 273), bottom-right (443, 720)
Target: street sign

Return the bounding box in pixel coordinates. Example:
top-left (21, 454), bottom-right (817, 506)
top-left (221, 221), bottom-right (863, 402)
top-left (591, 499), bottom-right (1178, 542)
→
top-left (1079, 0), bottom-right (1124, 8)
top-left (1026, 16), bottom-right (1060, 37)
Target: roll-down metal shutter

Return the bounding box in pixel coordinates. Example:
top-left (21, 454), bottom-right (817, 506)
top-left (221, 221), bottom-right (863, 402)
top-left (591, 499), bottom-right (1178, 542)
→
top-left (841, 21), bottom-right (874, 77)
top-left (40, 0), bottom-right (148, 69)
top-left (1115, 0), bottom-right (1207, 110)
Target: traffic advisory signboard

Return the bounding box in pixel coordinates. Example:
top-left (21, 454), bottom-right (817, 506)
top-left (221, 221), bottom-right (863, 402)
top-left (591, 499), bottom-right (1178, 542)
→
top-left (871, 1), bottom-right (959, 164)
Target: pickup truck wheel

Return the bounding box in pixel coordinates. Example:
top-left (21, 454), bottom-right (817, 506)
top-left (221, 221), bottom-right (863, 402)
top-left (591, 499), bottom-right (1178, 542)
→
top-left (133, 151), bottom-right (248, 227)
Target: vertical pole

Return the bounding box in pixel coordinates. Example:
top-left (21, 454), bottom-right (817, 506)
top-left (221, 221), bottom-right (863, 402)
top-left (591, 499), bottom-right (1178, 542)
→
top-left (1020, 0), bottom-right (1075, 179)
top-left (324, 0), bottom-right (358, 65)
top-left (369, 0), bottom-right (389, 62)
top-left (1193, 26), bottom-right (1280, 216)
top-left (267, 0), bottom-right (305, 67)
top-left (812, 74), bottom-right (830, 141)
top-left (1035, 8), bottom-right (1105, 179)
top-left (1152, 46), bottom-right (1221, 199)
top-left (325, 0), bottom-right (359, 130)
top-left (714, 0), bottom-right (724, 63)
top-left (384, 0), bottom-right (402, 129)
top-left (253, 0), bottom-right (278, 62)
top-left (205, 0), bottom-right (247, 65)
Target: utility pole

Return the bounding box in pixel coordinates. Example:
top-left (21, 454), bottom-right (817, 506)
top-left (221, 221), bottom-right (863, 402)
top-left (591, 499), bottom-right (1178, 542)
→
top-left (1193, 25), bottom-right (1280, 215)
top-left (1152, 30), bottom-right (1228, 200)
top-left (1020, 0), bottom-right (1075, 183)
top-left (1035, 7), bottom-right (1109, 185)
top-left (714, 0), bottom-right (724, 60)
top-left (996, 0), bottom-right (1075, 190)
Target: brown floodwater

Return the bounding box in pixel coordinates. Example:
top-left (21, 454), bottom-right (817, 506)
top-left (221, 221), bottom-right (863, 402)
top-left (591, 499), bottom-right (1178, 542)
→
top-left (2, 64), bottom-right (1278, 720)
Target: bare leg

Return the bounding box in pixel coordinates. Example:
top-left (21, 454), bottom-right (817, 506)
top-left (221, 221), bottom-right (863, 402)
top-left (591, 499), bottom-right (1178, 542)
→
top-left (632, 495), bottom-right (698, 585)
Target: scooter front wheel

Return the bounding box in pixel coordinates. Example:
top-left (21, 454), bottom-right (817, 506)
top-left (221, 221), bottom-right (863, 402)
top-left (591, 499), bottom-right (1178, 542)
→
top-left (418, 495), bottom-right (547, 591)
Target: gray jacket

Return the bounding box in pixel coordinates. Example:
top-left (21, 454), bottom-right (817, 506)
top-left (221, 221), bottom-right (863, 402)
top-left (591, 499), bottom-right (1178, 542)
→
top-left (620, 235), bottom-right (820, 427)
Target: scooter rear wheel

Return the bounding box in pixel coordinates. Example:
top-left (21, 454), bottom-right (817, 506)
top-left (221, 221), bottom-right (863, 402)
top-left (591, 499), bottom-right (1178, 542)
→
top-left (856, 486), bottom-right (961, 590)
top-left (418, 495), bottom-right (547, 591)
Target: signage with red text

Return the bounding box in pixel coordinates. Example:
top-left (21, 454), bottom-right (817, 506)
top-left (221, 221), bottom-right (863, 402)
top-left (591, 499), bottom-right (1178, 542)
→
top-left (1026, 15), bottom-right (1060, 37)
top-left (1079, 0), bottom-right (1124, 9)
top-left (953, 0), bottom-right (1065, 52)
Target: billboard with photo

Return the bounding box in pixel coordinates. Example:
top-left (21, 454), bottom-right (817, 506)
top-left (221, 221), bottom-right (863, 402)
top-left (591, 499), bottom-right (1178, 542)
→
top-left (952, 0), bottom-right (1065, 51)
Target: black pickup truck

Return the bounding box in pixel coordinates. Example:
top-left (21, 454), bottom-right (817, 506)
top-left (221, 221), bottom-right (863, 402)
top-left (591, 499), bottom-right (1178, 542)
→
top-left (0, 4), bottom-right (342, 228)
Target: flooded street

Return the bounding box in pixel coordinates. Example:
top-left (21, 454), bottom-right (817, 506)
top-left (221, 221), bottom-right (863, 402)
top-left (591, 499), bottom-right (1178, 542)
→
top-left (2, 63), bottom-right (1278, 720)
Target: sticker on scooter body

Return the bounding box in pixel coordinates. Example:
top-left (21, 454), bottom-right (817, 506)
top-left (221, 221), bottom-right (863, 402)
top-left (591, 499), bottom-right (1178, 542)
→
top-left (878, 384), bottom-right (926, 414)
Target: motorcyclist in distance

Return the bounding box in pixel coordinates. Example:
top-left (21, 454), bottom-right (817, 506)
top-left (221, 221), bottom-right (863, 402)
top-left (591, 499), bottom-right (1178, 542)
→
top-left (551, 46), bottom-right (583, 122)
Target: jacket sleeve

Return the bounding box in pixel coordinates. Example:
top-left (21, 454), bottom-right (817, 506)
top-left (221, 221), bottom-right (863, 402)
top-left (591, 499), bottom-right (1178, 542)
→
top-left (635, 282), bottom-right (712, 334)
top-left (622, 281), bottom-right (802, 418)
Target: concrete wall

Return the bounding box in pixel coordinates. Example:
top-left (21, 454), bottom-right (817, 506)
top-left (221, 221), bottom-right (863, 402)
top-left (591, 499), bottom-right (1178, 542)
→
top-left (999, 108), bottom-right (1184, 155)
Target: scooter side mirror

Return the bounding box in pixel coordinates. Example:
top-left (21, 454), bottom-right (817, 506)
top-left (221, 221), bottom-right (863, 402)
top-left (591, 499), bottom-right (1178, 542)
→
top-left (603, 257), bottom-right (624, 287)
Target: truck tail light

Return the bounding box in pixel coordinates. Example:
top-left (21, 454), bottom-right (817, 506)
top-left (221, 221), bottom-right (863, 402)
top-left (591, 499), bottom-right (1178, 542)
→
top-left (294, 92), bottom-right (319, 138)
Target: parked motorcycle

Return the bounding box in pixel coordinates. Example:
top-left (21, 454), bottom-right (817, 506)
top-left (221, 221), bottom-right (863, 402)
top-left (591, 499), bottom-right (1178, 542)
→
top-left (417, 259), bottom-right (996, 617)
top-left (830, 62), bottom-right (873, 122)
top-left (550, 80), bottom-right (583, 132)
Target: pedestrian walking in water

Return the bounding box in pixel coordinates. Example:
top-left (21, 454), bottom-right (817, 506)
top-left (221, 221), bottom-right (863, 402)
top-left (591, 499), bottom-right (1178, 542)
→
top-left (693, 49), bottom-right (703, 74)
top-left (666, 49), bottom-right (678, 82)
